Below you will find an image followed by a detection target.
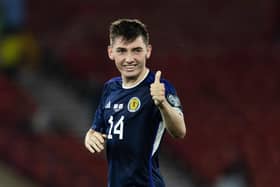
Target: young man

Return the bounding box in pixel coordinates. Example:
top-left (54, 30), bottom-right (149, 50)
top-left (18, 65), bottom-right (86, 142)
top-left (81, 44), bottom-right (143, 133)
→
top-left (85, 18), bottom-right (186, 187)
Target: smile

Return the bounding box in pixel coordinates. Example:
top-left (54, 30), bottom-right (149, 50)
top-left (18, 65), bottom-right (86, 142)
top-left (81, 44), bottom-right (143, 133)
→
top-left (123, 64), bottom-right (137, 67)
top-left (123, 64), bottom-right (137, 70)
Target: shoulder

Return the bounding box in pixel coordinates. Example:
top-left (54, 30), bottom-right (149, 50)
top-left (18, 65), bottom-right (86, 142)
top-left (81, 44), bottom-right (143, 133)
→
top-left (162, 79), bottom-right (176, 94)
top-left (103, 76), bottom-right (122, 90)
top-left (106, 76), bottom-right (122, 85)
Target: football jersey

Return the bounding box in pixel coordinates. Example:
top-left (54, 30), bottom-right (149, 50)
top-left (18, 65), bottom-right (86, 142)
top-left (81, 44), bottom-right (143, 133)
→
top-left (91, 70), bottom-right (182, 187)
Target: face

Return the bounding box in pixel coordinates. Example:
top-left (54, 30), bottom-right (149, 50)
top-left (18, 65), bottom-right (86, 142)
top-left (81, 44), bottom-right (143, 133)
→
top-left (108, 36), bottom-right (152, 83)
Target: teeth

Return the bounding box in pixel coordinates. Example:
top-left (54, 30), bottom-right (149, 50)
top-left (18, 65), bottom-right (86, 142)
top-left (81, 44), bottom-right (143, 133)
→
top-left (124, 64), bottom-right (136, 67)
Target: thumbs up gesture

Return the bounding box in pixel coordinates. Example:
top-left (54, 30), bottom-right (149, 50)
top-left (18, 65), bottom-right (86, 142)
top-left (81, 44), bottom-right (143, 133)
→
top-left (150, 71), bottom-right (166, 106)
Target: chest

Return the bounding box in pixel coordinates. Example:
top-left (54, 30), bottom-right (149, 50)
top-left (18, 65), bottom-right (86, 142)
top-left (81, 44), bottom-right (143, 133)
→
top-left (103, 87), bottom-right (152, 120)
top-left (102, 87), bottom-right (160, 143)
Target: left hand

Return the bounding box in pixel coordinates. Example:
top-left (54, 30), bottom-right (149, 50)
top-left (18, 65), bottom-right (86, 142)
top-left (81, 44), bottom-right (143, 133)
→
top-left (150, 70), bottom-right (166, 106)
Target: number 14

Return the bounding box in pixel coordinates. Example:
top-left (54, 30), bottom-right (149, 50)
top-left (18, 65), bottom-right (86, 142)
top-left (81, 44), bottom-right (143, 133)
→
top-left (108, 115), bottom-right (124, 140)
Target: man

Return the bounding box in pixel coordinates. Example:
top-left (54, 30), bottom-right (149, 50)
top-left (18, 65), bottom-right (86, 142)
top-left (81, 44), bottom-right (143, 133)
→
top-left (85, 18), bottom-right (186, 187)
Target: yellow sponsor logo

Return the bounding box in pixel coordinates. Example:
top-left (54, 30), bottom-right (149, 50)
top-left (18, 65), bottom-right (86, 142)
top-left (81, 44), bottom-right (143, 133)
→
top-left (128, 97), bottom-right (141, 112)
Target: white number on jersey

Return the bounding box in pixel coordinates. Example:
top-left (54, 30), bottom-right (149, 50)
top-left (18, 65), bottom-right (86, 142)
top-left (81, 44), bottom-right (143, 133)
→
top-left (108, 115), bottom-right (124, 140)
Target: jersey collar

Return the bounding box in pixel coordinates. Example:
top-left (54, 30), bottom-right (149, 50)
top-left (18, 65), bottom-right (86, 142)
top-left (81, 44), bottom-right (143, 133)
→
top-left (122, 69), bottom-right (150, 89)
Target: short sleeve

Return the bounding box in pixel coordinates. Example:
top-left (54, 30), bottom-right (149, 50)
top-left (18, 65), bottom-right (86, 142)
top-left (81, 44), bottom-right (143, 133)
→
top-left (163, 80), bottom-right (183, 112)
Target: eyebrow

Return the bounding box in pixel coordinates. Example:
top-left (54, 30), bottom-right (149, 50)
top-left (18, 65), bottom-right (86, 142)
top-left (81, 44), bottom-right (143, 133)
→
top-left (132, 47), bottom-right (143, 51)
top-left (116, 47), bottom-right (126, 50)
top-left (116, 47), bottom-right (143, 51)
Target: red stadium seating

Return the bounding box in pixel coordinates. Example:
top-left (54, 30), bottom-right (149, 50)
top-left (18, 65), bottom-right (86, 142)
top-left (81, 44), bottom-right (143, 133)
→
top-left (21, 1), bottom-right (280, 186)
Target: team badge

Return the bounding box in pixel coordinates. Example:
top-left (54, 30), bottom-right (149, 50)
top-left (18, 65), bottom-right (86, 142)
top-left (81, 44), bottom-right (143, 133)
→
top-left (127, 97), bottom-right (141, 112)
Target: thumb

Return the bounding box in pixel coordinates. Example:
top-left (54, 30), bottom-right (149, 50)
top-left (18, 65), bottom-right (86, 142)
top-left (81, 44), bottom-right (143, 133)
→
top-left (102, 134), bottom-right (107, 139)
top-left (154, 70), bottom-right (162, 83)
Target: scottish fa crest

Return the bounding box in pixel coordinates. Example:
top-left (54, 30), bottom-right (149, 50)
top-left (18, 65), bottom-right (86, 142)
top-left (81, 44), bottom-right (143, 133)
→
top-left (127, 97), bottom-right (141, 112)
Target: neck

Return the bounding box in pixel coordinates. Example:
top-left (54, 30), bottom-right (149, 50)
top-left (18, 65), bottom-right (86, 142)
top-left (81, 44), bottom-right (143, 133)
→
top-left (122, 68), bottom-right (149, 88)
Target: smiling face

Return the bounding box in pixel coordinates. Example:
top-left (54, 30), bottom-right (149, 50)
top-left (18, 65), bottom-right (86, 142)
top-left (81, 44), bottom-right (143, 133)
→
top-left (108, 36), bottom-right (152, 85)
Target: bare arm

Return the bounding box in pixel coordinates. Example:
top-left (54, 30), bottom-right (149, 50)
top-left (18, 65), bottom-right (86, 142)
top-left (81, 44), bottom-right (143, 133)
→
top-left (158, 100), bottom-right (186, 138)
top-left (150, 71), bottom-right (186, 138)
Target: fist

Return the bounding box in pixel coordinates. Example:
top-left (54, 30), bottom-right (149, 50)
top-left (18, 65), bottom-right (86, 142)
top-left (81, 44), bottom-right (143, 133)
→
top-left (150, 71), bottom-right (166, 106)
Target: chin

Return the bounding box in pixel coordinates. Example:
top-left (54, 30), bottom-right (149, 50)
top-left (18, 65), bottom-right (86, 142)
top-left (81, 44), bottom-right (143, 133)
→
top-left (122, 70), bottom-right (139, 79)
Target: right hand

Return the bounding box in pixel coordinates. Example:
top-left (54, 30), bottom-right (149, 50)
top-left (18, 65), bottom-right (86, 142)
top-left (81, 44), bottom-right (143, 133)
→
top-left (84, 129), bottom-right (107, 153)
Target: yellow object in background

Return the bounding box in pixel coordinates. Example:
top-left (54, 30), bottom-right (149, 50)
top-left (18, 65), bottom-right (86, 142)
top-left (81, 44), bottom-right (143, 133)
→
top-left (0, 34), bottom-right (23, 68)
top-left (0, 31), bottom-right (40, 71)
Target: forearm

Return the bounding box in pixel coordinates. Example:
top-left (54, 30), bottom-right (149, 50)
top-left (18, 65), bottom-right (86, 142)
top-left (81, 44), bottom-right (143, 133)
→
top-left (158, 100), bottom-right (186, 138)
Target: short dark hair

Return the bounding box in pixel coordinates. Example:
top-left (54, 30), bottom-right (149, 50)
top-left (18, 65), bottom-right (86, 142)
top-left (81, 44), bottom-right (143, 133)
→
top-left (109, 18), bottom-right (149, 45)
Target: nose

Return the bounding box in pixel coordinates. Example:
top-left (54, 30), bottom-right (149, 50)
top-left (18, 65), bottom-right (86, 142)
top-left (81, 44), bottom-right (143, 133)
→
top-left (125, 53), bottom-right (134, 63)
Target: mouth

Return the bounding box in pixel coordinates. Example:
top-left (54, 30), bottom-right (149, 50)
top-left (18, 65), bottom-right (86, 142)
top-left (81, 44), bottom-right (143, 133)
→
top-left (123, 64), bottom-right (137, 71)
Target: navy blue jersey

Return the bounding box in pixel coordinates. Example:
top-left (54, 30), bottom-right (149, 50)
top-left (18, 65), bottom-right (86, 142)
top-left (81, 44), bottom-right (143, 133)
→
top-left (91, 70), bottom-right (182, 187)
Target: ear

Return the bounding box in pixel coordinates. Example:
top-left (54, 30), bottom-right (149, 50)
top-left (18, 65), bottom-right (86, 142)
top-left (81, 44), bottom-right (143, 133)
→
top-left (107, 45), bottom-right (114, 60)
top-left (146, 44), bottom-right (152, 59)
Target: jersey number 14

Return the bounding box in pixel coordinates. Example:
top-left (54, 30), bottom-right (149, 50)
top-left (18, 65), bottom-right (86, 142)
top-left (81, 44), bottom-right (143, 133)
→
top-left (108, 115), bottom-right (124, 140)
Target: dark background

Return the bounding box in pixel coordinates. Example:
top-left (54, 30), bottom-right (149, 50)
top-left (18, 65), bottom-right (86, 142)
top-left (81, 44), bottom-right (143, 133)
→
top-left (0, 0), bottom-right (279, 186)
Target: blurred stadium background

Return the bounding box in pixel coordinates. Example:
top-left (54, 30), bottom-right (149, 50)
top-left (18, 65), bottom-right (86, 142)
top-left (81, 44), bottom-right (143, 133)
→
top-left (0, 0), bottom-right (279, 186)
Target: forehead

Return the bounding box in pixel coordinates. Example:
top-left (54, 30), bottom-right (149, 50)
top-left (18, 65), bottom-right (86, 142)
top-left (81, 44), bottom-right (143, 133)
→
top-left (112, 36), bottom-right (147, 48)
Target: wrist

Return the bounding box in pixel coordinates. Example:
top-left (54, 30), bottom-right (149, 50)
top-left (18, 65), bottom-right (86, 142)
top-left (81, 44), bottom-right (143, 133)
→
top-left (157, 99), bottom-right (168, 110)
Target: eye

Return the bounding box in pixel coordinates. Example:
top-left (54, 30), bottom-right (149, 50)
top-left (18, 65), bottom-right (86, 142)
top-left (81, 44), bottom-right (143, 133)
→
top-left (116, 48), bottom-right (126, 54)
top-left (133, 48), bottom-right (143, 53)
